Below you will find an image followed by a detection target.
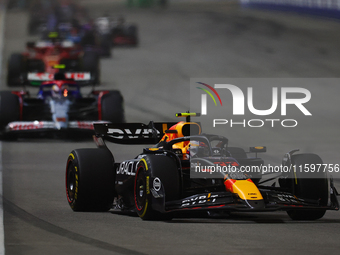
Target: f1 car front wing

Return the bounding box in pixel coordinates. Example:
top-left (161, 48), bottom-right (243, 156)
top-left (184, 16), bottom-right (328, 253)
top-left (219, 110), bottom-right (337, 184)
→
top-left (162, 188), bottom-right (339, 213)
top-left (6, 121), bottom-right (99, 132)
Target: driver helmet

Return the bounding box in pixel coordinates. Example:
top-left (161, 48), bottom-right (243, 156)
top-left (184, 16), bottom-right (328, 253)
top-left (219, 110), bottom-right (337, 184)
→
top-left (51, 84), bottom-right (61, 98)
top-left (189, 141), bottom-right (209, 157)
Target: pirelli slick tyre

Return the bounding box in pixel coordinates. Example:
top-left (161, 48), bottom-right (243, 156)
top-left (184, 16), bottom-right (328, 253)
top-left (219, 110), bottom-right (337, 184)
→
top-left (0, 91), bottom-right (20, 128)
top-left (227, 147), bottom-right (247, 159)
top-left (134, 155), bottom-right (180, 220)
top-left (7, 54), bottom-right (26, 86)
top-left (99, 34), bottom-right (112, 57)
top-left (28, 16), bottom-right (41, 35)
top-left (227, 147), bottom-right (262, 184)
top-left (101, 90), bottom-right (125, 123)
top-left (66, 148), bottom-right (115, 212)
top-left (286, 153), bottom-right (328, 220)
top-left (127, 25), bottom-right (138, 46)
top-left (82, 51), bottom-right (100, 85)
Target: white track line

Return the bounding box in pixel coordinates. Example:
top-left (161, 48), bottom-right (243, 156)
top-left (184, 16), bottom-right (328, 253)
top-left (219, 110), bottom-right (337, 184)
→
top-left (0, 2), bottom-right (6, 255)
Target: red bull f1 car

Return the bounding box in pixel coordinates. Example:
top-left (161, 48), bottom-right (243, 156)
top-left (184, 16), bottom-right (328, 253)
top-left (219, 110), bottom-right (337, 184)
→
top-left (0, 73), bottom-right (124, 139)
top-left (65, 113), bottom-right (339, 220)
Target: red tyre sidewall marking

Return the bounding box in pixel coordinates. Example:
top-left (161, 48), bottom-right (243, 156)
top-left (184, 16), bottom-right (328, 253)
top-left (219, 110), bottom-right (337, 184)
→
top-left (134, 164), bottom-right (146, 212)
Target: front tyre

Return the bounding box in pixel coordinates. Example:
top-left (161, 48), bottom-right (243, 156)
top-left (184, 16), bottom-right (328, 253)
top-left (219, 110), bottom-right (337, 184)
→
top-left (66, 148), bottom-right (115, 211)
top-left (285, 153), bottom-right (328, 220)
top-left (127, 25), bottom-right (138, 46)
top-left (134, 155), bottom-right (180, 220)
top-left (134, 162), bottom-right (154, 219)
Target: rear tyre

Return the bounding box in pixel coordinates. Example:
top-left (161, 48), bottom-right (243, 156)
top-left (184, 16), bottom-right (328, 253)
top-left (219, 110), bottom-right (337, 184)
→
top-left (0, 91), bottom-right (20, 127)
top-left (99, 34), bottom-right (112, 57)
top-left (227, 147), bottom-right (262, 184)
top-left (0, 91), bottom-right (20, 140)
top-left (82, 51), bottom-right (100, 85)
top-left (285, 153), bottom-right (328, 220)
top-left (101, 90), bottom-right (125, 123)
top-left (227, 147), bottom-right (247, 159)
top-left (28, 18), bottom-right (39, 35)
top-left (127, 25), bottom-right (138, 46)
top-left (134, 155), bottom-right (180, 220)
top-left (7, 54), bottom-right (26, 86)
top-left (66, 148), bottom-right (115, 211)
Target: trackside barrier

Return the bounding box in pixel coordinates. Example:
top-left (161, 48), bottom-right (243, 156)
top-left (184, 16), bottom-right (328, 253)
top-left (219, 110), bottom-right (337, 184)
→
top-left (127, 0), bottom-right (154, 7)
top-left (126, 0), bottom-right (167, 7)
top-left (240, 0), bottom-right (340, 19)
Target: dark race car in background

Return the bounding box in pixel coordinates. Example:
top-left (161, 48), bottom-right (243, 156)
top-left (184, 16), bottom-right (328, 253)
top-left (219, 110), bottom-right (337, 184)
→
top-left (95, 16), bottom-right (138, 47)
top-left (54, 22), bottom-right (113, 58)
top-left (0, 73), bottom-right (124, 139)
top-left (95, 15), bottom-right (138, 47)
top-left (27, 0), bottom-right (83, 35)
top-left (27, 1), bottom-right (50, 35)
top-left (93, 17), bottom-right (115, 56)
top-left (7, 33), bottom-right (100, 86)
top-left (65, 113), bottom-right (339, 221)
top-left (111, 18), bottom-right (138, 47)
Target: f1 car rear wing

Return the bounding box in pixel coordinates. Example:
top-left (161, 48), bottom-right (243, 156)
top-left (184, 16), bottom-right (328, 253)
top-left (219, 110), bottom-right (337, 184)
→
top-left (27, 72), bottom-right (91, 85)
top-left (93, 122), bottom-right (179, 144)
top-left (94, 113), bottom-right (202, 144)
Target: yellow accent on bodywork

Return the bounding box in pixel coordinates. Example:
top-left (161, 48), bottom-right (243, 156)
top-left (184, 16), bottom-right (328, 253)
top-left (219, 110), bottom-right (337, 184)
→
top-left (231, 180), bottom-right (263, 200)
top-left (53, 64), bottom-right (66, 69)
top-left (176, 112), bottom-right (198, 117)
top-left (162, 124), bottom-right (167, 133)
top-left (48, 32), bottom-right (59, 38)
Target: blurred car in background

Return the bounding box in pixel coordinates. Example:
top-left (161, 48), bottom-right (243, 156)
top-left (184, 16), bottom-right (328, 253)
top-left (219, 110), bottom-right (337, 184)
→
top-left (95, 16), bottom-right (139, 47)
top-left (111, 17), bottom-right (138, 47)
top-left (27, 0), bottom-right (82, 35)
top-left (0, 73), bottom-right (124, 139)
top-left (7, 34), bottom-right (100, 86)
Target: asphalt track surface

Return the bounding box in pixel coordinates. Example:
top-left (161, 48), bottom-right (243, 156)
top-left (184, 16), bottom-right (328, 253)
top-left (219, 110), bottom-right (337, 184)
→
top-left (1, 1), bottom-right (340, 254)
